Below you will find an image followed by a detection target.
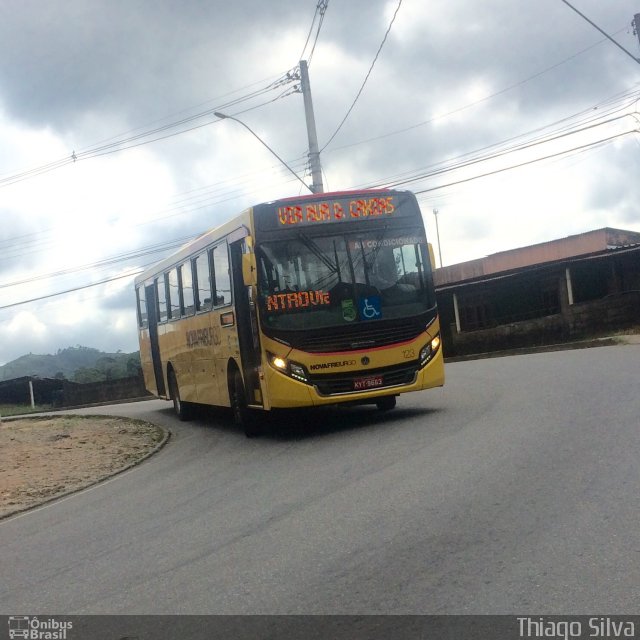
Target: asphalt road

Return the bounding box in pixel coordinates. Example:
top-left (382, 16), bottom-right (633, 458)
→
top-left (2, 344), bottom-right (639, 615)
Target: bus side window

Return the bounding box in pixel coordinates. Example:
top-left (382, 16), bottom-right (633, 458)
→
top-left (180, 262), bottom-right (195, 316)
top-left (156, 276), bottom-right (168, 323)
top-left (212, 242), bottom-right (231, 307)
top-left (194, 252), bottom-right (213, 312)
top-left (136, 286), bottom-right (148, 328)
top-left (167, 268), bottom-right (180, 319)
top-left (394, 245), bottom-right (421, 287)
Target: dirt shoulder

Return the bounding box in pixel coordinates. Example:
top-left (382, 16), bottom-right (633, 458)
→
top-left (0, 415), bottom-right (168, 519)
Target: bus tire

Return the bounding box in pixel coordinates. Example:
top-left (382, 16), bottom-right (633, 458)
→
top-left (231, 370), bottom-right (261, 438)
top-left (169, 369), bottom-right (193, 421)
top-left (376, 395), bottom-right (397, 412)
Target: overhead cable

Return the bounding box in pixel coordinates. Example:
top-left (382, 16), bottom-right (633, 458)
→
top-left (410, 131), bottom-right (635, 195)
top-left (307, 0), bottom-right (329, 65)
top-left (0, 71), bottom-right (298, 189)
top-left (559, 0), bottom-right (640, 65)
top-left (321, 0), bottom-right (403, 151)
top-left (360, 101), bottom-right (639, 191)
top-left (327, 27), bottom-right (634, 155)
top-left (300, 0), bottom-right (329, 64)
top-left (0, 236), bottom-right (196, 290)
top-left (0, 269), bottom-right (145, 311)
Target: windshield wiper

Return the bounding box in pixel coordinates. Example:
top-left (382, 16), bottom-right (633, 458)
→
top-left (333, 239), bottom-right (343, 282)
top-left (297, 231), bottom-right (339, 273)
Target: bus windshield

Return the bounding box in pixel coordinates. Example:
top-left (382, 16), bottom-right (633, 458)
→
top-left (257, 226), bottom-right (436, 331)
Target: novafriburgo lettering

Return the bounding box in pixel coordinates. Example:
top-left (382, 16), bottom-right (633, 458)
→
top-left (277, 196), bottom-right (395, 226)
top-left (309, 360), bottom-right (356, 370)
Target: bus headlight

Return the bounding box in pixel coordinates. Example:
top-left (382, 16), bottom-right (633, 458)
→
top-left (268, 352), bottom-right (309, 383)
top-left (419, 334), bottom-right (441, 367)
top-left (289, 362), bottom-right (308, 382)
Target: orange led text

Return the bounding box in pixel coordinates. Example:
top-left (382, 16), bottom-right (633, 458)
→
top-left (266, 290), bottom-right (330, 311)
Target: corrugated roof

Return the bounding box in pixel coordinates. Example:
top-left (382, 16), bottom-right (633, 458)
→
top-left (434, 227), bottom-right (640, 287)
top-left (435, 243), bottom-right (640, 292)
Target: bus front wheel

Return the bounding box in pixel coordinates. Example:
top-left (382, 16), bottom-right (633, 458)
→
top-left (169, 369), bottom-right (193, 421)
top-left (376, 395), bottom-right (397, 412)
top-left (230, 370), bottom-right (261, 438)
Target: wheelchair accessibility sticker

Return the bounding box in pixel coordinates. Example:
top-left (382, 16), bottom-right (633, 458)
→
top-left (358, 296), bottom-right (382, 320)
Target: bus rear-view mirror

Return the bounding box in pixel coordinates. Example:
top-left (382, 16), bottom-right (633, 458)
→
top-left (242, 253), bottom-right (257, 286)
top-left (428, 243), bottom-right (436, 270)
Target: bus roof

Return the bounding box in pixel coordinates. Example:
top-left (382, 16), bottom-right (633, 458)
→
top-left (268, 188), bottom-right (407, 206)
top-left (134, 207), bottom-right (252, 287)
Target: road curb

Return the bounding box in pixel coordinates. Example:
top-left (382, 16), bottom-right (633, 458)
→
top-left (444, 335), bottom-right (627, 363)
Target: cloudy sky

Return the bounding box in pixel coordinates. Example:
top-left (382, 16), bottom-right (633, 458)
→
top-left (1, 0), bottom-right (639, 365)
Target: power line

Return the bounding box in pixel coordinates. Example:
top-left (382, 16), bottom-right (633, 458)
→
top-left (307, 1), bottom-right (329, 65)
top-left (1, 89), bottom-right (297, 188)
top-left (320, 0), bottom-right (403, 151)
top-left (411, 131), bottom-right (634, 195)
top-left (86, 88), bottom-right (299, 161)
top-left (0, 73), bottom-right (299, 189)
top-left (376, 112), bottom-right (637, 191)
top-left (559, 0), bottom-right (640, 65)
top-left (300, 0), bottom-right (329, 65)
top-left (0, 152), bottom-right (311, 264)
top-left (0, 269), bottom-right (144, 311)
top-left (325, 26), bottom-right (634, 155)
top-left (0, 152), bottom-right (312, 274)
top-left (352, 93), bottom-right (638, 192)
top-left (0, 236), bottom-right (195, 290)
top-left (79, 71), bottom-right (296, 154)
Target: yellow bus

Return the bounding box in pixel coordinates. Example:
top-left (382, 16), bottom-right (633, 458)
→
top-left (134, 189), bottom-right (444, 436)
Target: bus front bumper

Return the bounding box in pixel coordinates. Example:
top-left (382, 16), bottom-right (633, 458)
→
top-left (263, 347), bottom-right (444, 409)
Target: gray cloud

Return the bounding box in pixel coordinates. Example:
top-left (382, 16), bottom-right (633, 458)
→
top-left (0, 0), bottom-right (308, 129)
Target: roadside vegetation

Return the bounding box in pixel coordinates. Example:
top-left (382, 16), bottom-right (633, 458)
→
top-left (0, 346), bottom-right (141, 383)
top-left (0, 404), bottom-right (52, 417)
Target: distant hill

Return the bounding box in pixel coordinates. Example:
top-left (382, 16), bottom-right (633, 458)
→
top-left (0, 346), bottom-right (141, 383)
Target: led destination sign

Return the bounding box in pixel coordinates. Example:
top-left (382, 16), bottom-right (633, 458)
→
top-left (277, 196), bottom-right (396, 227)
top-left (254, 191), bottom-right (422, 232)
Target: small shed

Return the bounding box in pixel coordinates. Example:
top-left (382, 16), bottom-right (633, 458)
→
top-left (434, 228), bottom-right (640, 356)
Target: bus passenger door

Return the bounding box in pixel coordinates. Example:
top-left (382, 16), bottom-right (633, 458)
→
top-left (230, 240), bottom-right (263, 407)
top-left (145, 284), bottom-right (166, 397)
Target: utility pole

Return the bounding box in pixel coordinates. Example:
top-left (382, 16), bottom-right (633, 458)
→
top-left (299, 60), bottom-right (324, 193)
top-left (634, 14), bottom-right (640, 50)
top-left (433, 208), bottom-right (443, 268)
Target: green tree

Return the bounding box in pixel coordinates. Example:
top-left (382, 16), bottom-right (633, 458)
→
top-left (73, 368), bottom-right (103, 383)
top-left (126, 356), bottom-right (142, 377)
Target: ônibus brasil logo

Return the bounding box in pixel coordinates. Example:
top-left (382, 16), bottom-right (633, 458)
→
top-left (8, 617), bottom-right (72, 640)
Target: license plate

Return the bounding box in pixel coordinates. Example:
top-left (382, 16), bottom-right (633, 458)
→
top-left (353, 376), bottom-right (384, 390)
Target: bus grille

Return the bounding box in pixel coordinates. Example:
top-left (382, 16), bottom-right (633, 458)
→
top-left (294, 318), bottom-right (425, 353)
top-left (310, 362), bottom-right (419, 396)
